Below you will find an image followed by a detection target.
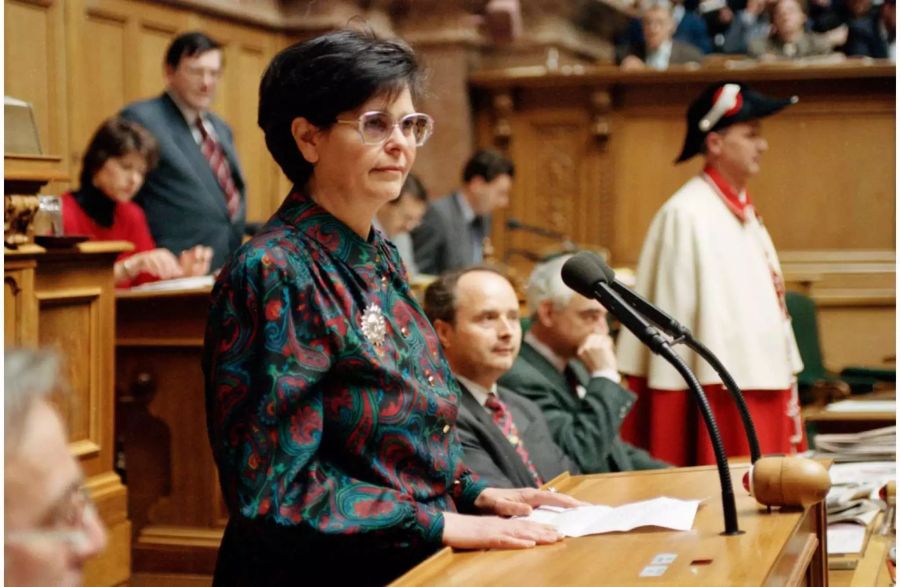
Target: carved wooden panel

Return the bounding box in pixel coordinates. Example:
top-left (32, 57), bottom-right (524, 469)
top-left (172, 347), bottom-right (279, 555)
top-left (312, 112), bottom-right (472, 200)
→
top-left (71, 6), bottom-right (130, 175)
top-left (4, 260), bottom-right (38, 347)
top-left (116, 290), bottom-right (226, 577)
top-left (37, 288), bottom-right (103, 457)
top-left (5, 0), bottom-right (69, 177)
top-left (491, 103), bottom-right (610, 275)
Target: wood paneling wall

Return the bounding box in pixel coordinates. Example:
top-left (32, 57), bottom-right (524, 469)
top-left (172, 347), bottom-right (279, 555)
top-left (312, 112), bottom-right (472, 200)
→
top-left (5, 0), bottom-right (288, 220)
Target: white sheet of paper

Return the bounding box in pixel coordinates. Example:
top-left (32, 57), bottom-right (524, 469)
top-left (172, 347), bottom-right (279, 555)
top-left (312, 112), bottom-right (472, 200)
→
top-left (127, 275), bottom-right (215, 292)
top-left (827, 522), bottom-right (867, 554)
top-left (825, 400), bottom-right (896, 413)
top-left (829, 461), bottom-right (896, 487)
top-left (523, 497), bottom-right (700, 537)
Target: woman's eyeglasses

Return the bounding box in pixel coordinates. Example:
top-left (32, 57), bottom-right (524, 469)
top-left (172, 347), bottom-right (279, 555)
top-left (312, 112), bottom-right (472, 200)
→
top-left (334, 111), bottom-right (434, 147)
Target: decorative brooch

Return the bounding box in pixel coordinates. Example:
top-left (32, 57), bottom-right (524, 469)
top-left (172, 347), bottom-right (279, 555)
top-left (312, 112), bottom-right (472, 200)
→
top-left (360, 303), bottom-right (387, 349)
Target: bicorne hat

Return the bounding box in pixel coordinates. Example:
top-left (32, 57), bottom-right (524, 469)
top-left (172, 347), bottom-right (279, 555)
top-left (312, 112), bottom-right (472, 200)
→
top-left (675, 82), bottom-right (798, 164)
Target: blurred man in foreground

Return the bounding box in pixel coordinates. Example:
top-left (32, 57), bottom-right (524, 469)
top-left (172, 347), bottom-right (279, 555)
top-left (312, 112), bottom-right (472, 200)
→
top-left (5, 349), bottom-right (107, 586)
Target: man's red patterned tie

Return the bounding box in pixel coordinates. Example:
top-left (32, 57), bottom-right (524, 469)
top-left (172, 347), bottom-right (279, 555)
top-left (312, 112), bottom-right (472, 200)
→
top-left (484, 393), bottom-right (544, 486)
top-left (197, 118), bottom-right (240, 219)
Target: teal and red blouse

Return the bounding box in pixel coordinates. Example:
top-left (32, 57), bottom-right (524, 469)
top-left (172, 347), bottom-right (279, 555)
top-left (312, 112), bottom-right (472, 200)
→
top-left (203, 190), bottom-right (485, 558)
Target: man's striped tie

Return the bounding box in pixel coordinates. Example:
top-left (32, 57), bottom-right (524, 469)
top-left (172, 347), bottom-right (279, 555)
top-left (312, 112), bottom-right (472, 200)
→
top-left (197, 118), bottom-right (240, 220)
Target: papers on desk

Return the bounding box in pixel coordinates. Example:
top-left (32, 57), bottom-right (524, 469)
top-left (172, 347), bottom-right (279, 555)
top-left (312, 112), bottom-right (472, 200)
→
top-left (814, 426), bottom-right (896, 462)
top-left (825, 400), bottom-right (896, 413)
top-left (828, 523), bottom-right (869, 555)
top-left (522, 497), bottom-right (700, 537)
top-left (825, 460), bottom-right (895, 555)
top-left (127, 275), bottom-right (215, 292)
top-left (830, 461), bottom-right (897, 489)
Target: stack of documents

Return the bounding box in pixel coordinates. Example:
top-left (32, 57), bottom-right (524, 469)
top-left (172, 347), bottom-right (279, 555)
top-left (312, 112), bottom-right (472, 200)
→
top-left (813, 426), bottom-right (896, 462)
top-left (824, 461), bottom-right (895, 555)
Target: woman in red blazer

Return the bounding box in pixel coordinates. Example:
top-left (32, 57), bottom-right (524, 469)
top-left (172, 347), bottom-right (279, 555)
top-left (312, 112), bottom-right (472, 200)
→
top-left (61, 117), bottom-right (212, 287)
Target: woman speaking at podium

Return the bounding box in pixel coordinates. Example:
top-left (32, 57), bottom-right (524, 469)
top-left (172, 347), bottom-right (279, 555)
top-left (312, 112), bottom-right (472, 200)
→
top-left (202, 29), bottom-right (577, 585)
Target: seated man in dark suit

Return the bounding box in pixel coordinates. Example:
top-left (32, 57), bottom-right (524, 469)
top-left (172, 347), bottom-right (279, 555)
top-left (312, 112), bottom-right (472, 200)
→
top-left (411, 150), bottom-right (514, 275)
top-left (424, 267), bottom-right (577, 488)
top-left (499, 254), bottom-right (669, 474)
top-left (121, 31), bottom-right (246, 271)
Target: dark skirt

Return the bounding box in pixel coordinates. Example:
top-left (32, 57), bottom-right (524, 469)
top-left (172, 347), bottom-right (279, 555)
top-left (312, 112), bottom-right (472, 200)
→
top-left (213, 516), bottom-right (439, 586)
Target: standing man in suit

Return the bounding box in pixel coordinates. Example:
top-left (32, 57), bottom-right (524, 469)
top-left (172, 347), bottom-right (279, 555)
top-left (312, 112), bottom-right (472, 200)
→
top-left (499, 254), bottom-right (669, 474)
top-left (411, 149), bottom-right (514, 275)
top-left (121, 31), bottom-right (246, 271)
top-left (424, 267), bottom-right (576, 489)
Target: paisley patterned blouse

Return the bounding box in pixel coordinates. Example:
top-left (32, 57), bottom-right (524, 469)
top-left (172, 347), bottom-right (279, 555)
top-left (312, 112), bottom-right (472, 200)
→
top-left (203, 190), bottom-right (485, 557)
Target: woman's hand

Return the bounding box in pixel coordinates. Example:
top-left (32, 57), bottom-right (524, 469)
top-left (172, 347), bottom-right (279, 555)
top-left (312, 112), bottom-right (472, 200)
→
top-left (117, 248), bottom-right (184, 282)
top-left (441, 512), bottom-right (562, 550)
top-left (179, 245), bottom-right (213, 276)
top-left (474, 487), bottom-right (585, 517)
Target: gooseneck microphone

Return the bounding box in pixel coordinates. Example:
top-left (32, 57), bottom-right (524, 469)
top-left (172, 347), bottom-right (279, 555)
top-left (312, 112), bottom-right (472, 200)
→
top-left (590, 254), bottom-right (762, 463)
top-left (561, 252), bottom-right (742, 535)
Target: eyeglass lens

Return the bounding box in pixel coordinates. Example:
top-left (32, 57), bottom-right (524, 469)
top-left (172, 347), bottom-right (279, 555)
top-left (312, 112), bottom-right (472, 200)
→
top-left (360, 112), bottom-right (432, 145)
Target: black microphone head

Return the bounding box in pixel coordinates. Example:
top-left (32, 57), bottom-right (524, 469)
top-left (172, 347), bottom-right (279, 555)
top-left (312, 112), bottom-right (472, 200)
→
top-left (588, 252), bottom-right (616, 282)
top-left (561, 252), bottom-right (607, 298)
top-left (506, 217), bottom-right (523, 229)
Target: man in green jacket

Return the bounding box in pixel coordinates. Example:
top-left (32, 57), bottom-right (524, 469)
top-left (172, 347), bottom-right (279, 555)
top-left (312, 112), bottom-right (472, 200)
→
top-left (499, 254), bottom-right (669, 473)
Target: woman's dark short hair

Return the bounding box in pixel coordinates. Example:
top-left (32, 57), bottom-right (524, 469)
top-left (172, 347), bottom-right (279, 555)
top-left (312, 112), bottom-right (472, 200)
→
top-left (79, 117), bottom-right (159, 191)
top-left (462, 149), bottom-right (515, 184)
top-left (258, 29), bottom-right (424, 188)
top-left (165, 31), bottom-right (222, 69)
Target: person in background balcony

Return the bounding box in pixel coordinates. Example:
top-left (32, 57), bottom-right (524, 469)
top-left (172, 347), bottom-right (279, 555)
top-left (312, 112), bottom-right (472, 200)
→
top-left (61, 117), bottom-right (212, 288)
top-left (748, 0), bottom-right (845, 58)
top-left (618, 0), bottom-right (705, 69)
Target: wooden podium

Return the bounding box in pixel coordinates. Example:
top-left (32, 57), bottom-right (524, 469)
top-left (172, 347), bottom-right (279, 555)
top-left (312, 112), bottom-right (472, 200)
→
top-left (393, 465), bottom-right (827, 586)
top-left (115, 285), bottom-right (226, 584)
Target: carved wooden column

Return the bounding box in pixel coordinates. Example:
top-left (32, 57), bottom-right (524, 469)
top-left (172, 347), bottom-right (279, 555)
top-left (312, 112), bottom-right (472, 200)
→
top-left (589, 87), bottom-right (616, 256)
top-left (388, 0), bottom-right (484, 197)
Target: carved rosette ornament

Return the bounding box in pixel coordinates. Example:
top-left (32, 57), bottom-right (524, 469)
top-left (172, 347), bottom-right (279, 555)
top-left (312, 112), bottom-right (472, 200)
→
top-left (590, 89), bottom-right (612, 148)
top-left (4, 195), bottom-right (40, 248)
top-left (491, 91), bottom-right (515, 147)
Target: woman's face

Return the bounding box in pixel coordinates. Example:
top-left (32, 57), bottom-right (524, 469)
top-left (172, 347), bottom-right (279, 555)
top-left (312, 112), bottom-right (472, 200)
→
top-left (92, 152), bottom-right (148, 203)
top-left (311, 87), bottom-right (419, 208)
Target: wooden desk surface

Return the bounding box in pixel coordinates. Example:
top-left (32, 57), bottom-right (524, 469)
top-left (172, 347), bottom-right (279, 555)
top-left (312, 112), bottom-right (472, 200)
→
top-left (394, 465), bottom-right (825, 586)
